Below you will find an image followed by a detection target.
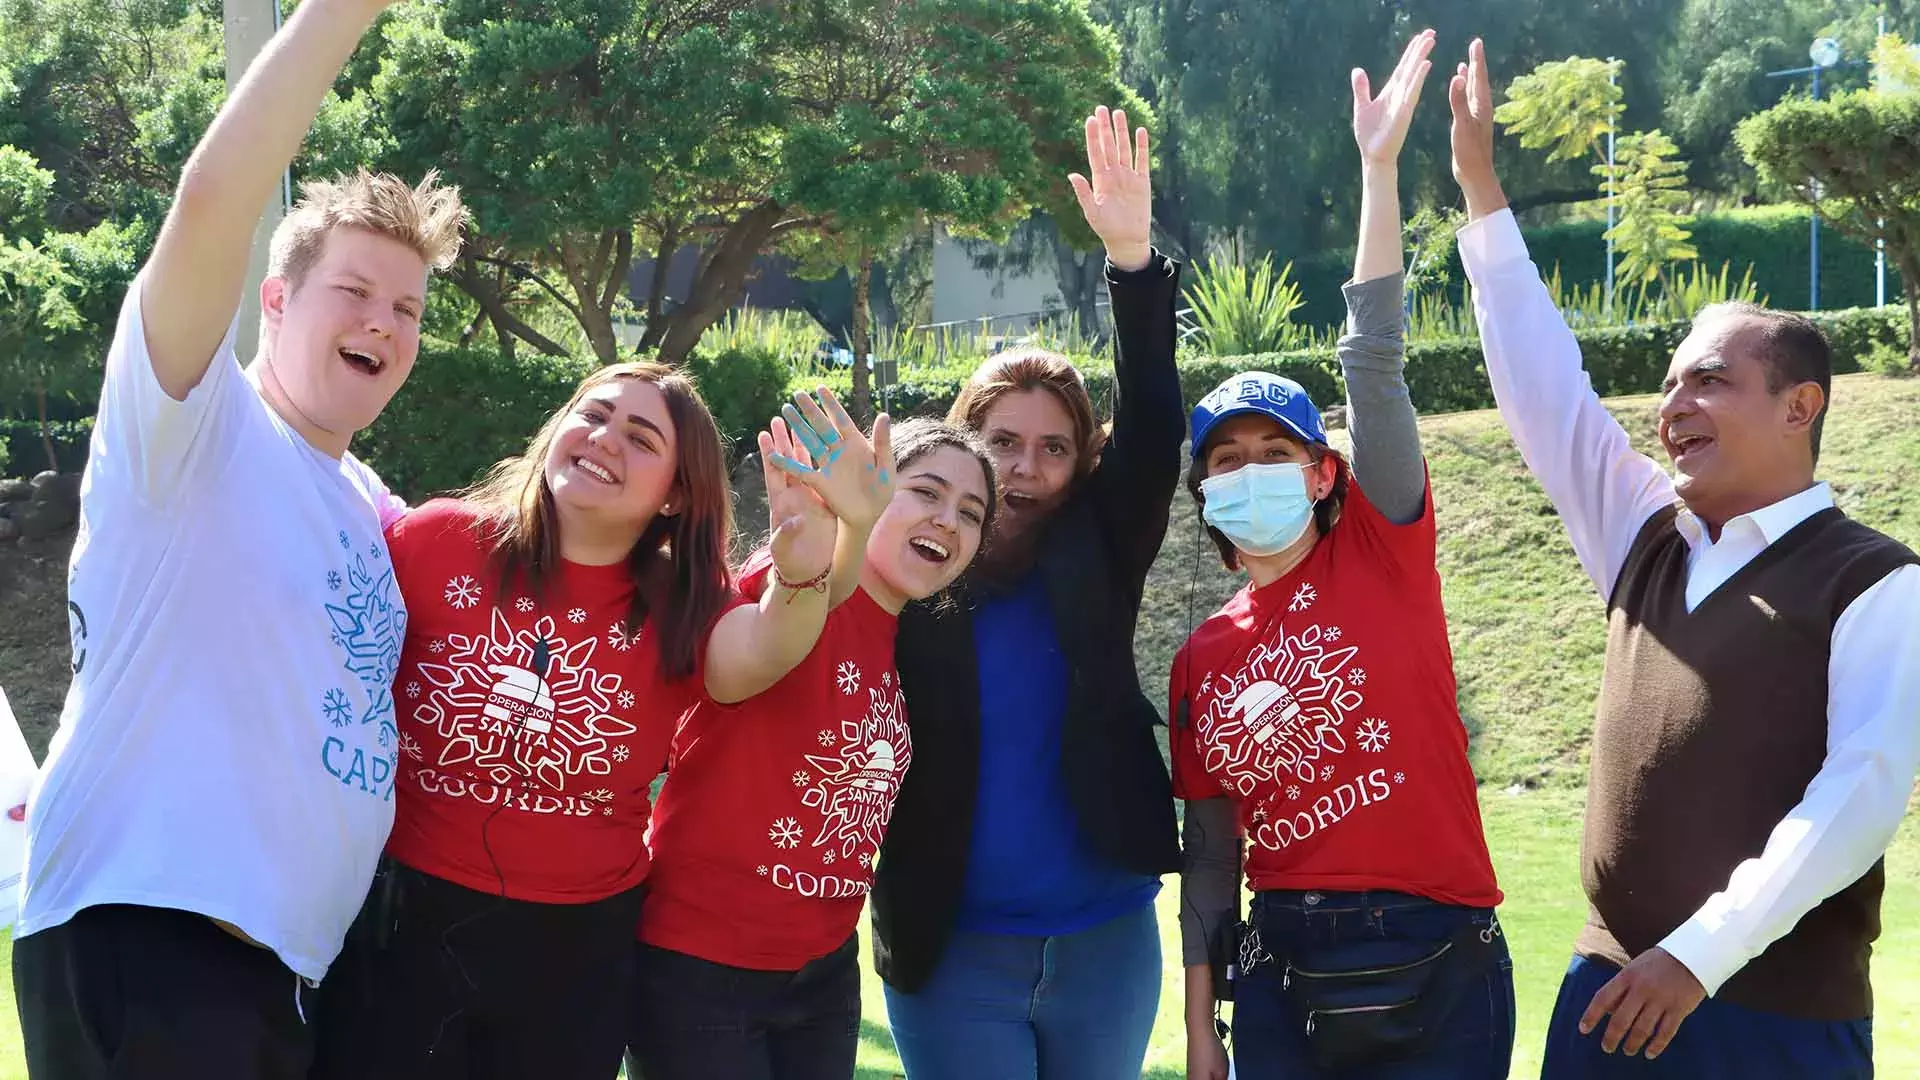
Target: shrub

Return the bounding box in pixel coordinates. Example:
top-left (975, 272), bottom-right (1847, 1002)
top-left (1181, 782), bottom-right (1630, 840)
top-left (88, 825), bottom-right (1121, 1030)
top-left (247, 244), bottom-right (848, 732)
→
top-left (354, 339), bottom-right (595, 502)
top-left (687, 344), bottom-right (793, 454)
top-left (1183, 256), bottom-right (1309, 355)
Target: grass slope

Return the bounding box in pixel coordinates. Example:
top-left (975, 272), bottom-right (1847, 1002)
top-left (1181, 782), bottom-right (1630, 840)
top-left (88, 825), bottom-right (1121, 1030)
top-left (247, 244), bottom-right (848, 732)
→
top-left (0, 374), bottom-right (1916, 1080)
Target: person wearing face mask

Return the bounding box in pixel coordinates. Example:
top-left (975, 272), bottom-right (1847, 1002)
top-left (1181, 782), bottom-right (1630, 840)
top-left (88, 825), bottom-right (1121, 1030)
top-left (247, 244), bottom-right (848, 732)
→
top-left (1173, 32), bottom-right (1510, 1080)
top-left (870, 105), bottom-right (1184, 1080)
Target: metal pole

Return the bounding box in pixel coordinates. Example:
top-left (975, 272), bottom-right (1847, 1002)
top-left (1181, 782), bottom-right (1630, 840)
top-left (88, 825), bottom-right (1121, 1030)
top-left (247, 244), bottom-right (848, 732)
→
top-left (1605, 58), bottom-right (1617, 318)
top-left (1811, 64), bottom-right (1821, 312)
top-left (1878, 15), bottom-right (1889, 308)
top-left (225, 0), bottom-right (290, 364)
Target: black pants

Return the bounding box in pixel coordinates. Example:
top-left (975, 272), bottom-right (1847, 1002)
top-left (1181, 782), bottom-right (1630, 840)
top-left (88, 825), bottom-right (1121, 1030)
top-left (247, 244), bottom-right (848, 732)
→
top-left (12, 903), bottom-right (315, 1080)
top-left (310, 862), bottom-right (646, 1080)
top-left (626, 935), bottom-right (861, 1080)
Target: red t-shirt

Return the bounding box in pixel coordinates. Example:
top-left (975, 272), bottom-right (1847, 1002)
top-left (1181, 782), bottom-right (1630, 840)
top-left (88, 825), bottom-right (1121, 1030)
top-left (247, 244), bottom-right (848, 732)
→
top-left (1170, 474), bottom-right (1502, 908)
top-left (640, 553), bottom-right (906, 970)
top-left (383, 499), bottom-right (694, 903)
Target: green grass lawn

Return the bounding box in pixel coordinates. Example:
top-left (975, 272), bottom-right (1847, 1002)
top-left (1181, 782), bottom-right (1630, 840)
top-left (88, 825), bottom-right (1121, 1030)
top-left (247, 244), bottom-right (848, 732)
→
top-left (1, 375), bottom-right (1916, 1079)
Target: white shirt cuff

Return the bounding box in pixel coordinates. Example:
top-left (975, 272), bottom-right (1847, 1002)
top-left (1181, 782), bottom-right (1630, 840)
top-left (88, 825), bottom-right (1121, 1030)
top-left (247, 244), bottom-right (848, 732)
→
top-left (1455, 208), bottom-right (1528, 272)
top-left (1657, 911), bottom-right (1748, 998)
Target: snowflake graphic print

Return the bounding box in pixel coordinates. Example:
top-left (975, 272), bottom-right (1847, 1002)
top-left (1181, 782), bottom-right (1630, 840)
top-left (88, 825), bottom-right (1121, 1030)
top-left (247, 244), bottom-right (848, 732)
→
top-left (319, 551), bottom-right (408, 800)
top-left (407, 607), bottom-right (638, 814)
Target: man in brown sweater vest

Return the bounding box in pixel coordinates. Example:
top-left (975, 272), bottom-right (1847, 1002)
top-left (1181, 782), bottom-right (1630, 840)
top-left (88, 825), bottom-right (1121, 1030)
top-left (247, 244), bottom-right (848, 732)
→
top-left (1448, 40), bottom-right (1920, 1079)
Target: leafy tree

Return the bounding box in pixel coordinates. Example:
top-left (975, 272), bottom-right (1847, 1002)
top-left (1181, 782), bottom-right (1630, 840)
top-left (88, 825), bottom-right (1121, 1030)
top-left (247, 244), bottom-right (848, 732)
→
top-left (367, 0), bottom-right (1139, 366)
top-left (1495, 56), bottom-right (1623, 166)
top-left (1738, 83), bottom-right (1920, 369)
top-left (1595, 130), bottom-right (1696, 287)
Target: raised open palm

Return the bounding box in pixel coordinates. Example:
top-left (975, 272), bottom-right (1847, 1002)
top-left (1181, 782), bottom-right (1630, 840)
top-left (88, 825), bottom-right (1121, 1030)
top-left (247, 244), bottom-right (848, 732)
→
top-left (1354, 29), bottom-right (1436, 166)
top-left (1068, 106), bottom-right (1152, 270)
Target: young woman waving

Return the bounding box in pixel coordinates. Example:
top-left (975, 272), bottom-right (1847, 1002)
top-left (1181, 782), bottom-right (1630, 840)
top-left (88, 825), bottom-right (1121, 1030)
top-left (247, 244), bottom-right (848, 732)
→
top-left (630, 414), bottom-right (998, 1080)
top-left (1173, 32), bottom-right (1512, 1080)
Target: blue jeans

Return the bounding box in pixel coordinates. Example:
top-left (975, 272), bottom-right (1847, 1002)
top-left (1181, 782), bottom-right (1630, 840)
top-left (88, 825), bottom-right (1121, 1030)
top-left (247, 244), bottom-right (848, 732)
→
top-left (881, 900), bottom-right (1160, 1080)
top-left (1231, 890), bottom-right (1515, 1080)
top-left (1541, 954), bottom-right (1872, 1079)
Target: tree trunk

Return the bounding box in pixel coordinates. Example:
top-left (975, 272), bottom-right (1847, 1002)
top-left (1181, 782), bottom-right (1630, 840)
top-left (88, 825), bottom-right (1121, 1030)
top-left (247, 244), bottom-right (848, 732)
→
top-left (1050, 236), bottom-right (1104, 343)
top-left (649, 200), bottom-right (790, 366)
top-left (449, 259), bottom-right (571, 357)
top-left (1902, 253), bottom-right (1920, 372)
top-left (850, 254), bottom-right (873, 421)
top-left (37, 383), bottom-right (57, 473)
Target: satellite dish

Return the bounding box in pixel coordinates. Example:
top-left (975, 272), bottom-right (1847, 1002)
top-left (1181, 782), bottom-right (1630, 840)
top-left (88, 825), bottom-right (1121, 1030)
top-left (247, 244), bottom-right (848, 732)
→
top-left (1811, 37), bottom-right (1843, 69)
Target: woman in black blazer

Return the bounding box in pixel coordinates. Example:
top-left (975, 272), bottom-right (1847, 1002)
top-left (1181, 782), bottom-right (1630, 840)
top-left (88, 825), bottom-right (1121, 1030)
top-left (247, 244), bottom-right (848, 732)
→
top-left (872, 106), bottom-right (1184, 1080)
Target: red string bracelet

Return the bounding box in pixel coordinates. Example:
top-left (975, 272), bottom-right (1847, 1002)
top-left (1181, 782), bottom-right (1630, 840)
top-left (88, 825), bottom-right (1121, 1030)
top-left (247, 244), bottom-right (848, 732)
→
top-left (774, 563), bottom-right (832, 603)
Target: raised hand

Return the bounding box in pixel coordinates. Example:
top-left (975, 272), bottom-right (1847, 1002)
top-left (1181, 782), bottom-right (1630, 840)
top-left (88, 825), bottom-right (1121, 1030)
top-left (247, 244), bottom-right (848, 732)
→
top-left (759, 416), bottom-right (837, 594)
top-left (1448, 37), bottom-right (1508, 220)
top-left (1354, 29), bottom-right (1436, 166)
top-left (1068, 106), bottom-right (1153, 272)
top-left (769, 387), bottom-right (895, 533)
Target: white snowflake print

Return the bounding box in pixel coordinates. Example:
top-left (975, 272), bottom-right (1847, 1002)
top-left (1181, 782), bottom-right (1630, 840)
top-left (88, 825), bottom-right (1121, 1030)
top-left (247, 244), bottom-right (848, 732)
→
top-left (1349, 668), bottom-right (1368, 687)
top-left (607, 623), bottom-right (632, 652)
top-left (756, 865), bottom-right (769, 877)
top-left (616, 690), bottom-right (636, 709)
top-left (822, 850), bottom-right (838, 865)
top-left (1251, 805), bottom-right (1269, 822)
top-left (326, 570), bottom-right (342, 592)
top-left (515, 597), bottom-right (535, 613)
top-left (322, 688), bottom-right (352, 727)
top-left (858, 852), bottom-right (872, 869)
top-left (612, 745), bottom-right (630, 762)
top-left (1285, 785), bottom-right (1302, 801)
top-left (428, 640), bottom-right (446, 654)
top-left (770, 817), bottom-right (803, 849)
top-left (398, 732), bottom-right (424, 761)
top-left (835, 660), bottom-right (861, 696)
top-left (405, 681), bottom-right (422, 699)
top-left (1325, 627), bottom-right (1342, 642)
top-left (792, 770), bottom-right (811, 787)
top-left (444, 575), bottom-right (481, 610)
top-left (1356, 718), bottom-right (1391, 753)
top-left (1289, 583), bottom-right (1317, 612)
top-left (603, 807), bottom-right (614, 816)
top-left (817, 729), bottom-right (836, 747)
top-left (567, 608), bottom-right (588, 624)
top-left (586, 788), bottom-right (615, 803)
top-left (1394, 771), bottom-right (1407, 784)
top-left (1320, 764), bottom-right (1336, 782)
top-left (882, 671), bottom-right (893, 688)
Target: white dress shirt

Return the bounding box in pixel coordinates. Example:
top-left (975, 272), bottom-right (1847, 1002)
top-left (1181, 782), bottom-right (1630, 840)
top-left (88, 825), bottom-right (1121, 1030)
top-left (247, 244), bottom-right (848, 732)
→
top-left (1458, 208), bottom-right (1920, 998)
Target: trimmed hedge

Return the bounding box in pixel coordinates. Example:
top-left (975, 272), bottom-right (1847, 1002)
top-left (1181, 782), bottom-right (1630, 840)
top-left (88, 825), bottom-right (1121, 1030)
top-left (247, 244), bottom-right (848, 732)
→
top-left (1291, 204), bottom-right (1907, 330)
top-left (11, 304), bottom-right (1907, 497)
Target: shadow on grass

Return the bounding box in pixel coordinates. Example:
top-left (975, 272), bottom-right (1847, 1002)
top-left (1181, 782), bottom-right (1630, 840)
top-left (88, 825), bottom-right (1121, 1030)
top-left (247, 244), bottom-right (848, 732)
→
top-left (855, 1017), bottom-right (901, 1079)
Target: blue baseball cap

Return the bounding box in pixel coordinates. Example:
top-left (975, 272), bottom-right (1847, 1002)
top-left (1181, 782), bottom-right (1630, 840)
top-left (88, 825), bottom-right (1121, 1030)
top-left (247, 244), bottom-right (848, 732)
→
top-left (1189, 371), bottom-right (1327, 452)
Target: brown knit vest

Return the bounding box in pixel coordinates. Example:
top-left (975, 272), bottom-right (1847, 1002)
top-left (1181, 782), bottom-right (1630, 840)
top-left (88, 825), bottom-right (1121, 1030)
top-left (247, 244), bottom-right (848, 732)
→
top-left (1579, 503), bottom-right (1918, 1021)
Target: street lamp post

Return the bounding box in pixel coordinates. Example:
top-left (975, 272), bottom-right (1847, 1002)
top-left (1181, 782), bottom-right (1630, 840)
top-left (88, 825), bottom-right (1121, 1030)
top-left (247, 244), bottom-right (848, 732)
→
top-left (224, 0), bottom-right (290, 363)
top-left (1767, 37), bottom-right (1847, 312)
top-left (1605, 57), bottom-right (1617, 317)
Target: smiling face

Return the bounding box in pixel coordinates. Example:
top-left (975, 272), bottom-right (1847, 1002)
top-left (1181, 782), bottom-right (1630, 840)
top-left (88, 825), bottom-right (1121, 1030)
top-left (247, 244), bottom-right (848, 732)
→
top-left (542, 376), bottom-right (681, 539)
top-left (1658, 312), bottom-right (1823, 527)
top-left (261, 226), bottom-right (429, 450)
top-left (865, 445), bottom-right (993, 602)
top-left (981, 388), bottom-right (1079, 540)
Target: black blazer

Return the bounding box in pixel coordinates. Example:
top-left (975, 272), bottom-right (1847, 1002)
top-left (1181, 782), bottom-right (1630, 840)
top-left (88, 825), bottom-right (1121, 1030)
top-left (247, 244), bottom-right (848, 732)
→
top-left (871, 253), bottom-right (1186, 992)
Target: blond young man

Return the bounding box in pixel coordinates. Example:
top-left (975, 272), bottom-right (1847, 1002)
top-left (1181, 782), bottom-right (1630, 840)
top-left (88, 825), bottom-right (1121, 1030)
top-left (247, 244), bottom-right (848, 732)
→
top-left (11, 2), bottom-right (466, 1076)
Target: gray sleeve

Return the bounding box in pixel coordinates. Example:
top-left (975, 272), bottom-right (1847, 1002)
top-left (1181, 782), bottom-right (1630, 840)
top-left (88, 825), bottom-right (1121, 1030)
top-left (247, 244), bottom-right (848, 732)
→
top-left (1179, 796), bottom-right (1241, 968)
top-left (1338, 272), bottom-right (1427, 526)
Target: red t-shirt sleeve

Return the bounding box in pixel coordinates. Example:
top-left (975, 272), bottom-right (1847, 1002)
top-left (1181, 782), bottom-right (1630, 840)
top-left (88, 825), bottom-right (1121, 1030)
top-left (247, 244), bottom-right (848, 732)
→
top-left (1168, 642), bottom-right (1212, 802)
top-left (1341, 466), bottom-right (1438, 581)
top-left (385, 498), bottom-right (483, 592)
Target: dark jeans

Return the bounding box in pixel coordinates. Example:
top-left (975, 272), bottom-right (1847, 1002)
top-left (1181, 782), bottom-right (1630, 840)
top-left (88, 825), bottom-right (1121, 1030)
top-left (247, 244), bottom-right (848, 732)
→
top-left (1231, 889), bottom-right (1515, 1080)
top-left (1541, 954), bottom-right (1873, 1079)
top-left (626, 935), bottom-right (861, 1080)
top-left (12, 903), bottom-right (315, 1080)
top-left (309, 862), bottom-right (645, 1080)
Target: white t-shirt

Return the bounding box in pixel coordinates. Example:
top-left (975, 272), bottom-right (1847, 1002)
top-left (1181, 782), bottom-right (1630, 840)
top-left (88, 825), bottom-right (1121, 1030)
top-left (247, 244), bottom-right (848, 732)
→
top-left (17, 271), bottom-right (409, 983)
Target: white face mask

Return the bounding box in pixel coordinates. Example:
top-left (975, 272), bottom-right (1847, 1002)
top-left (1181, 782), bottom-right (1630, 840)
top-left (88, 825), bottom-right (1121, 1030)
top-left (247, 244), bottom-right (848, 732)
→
top-left (1199, 462), bottom-right (1315, 557)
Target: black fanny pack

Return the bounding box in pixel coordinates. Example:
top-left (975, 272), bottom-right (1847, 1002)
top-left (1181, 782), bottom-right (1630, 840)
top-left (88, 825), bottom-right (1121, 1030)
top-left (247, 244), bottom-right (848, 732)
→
top-left (1245, 913), bottom-right (1503, 1071)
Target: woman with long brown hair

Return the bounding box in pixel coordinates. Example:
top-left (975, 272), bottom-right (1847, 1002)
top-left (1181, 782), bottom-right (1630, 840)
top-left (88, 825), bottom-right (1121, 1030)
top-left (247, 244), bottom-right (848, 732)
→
top-left (872, 107), bottom-right (1185, 1079)
top-left (311, 364), bottom-right (869, 1080)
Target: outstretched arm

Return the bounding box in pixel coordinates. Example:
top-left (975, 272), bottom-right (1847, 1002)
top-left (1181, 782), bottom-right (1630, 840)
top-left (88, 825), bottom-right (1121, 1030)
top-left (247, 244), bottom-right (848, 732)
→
top-left (142, 0), bottom-right (394, 401)
top-left (1071, 108), bottom-right (1185, 585)
top-left (1342, 30), bottom-right (1434, 526)
top-left (703, 392), bottom-right (892, 704)
top-left (1450, 38), bottom-right (1674, 598)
